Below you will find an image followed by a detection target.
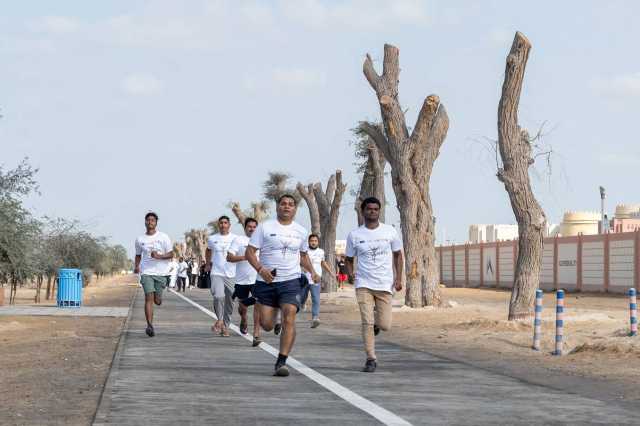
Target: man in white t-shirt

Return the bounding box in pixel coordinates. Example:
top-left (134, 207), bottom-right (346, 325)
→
top-left (345, 197), bottom-right (403, 373)
top-left (177, 257), bottom-right (188, 292)
top-left (205, 215), bottom-right (236, 337)
top-left (300, 234), bottom-right (333, 328)
top-left (134, 212), bottom-right (174, 337)
top-left (246, 194), bottom-right (319, 377)
top-left (189, 259), bottom-right (199, 288)
top-left (227, 217), bottom-right (262, 346)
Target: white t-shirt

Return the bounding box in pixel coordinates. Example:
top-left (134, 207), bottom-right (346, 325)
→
top-left (228, 235), bottom-right (258, 285)
top-left (249, 219), bottom-right (309, 283)
top-left (191, 262), bottom-right (199, 275)
top-left (178, 261), bottom-right (189, 278)
top-left (306, 247), bottom-right (325, 284)
top-left (135, 231), bottom-right (173, 276)
top-left (345, 223), bottom-right (402, 293)
top-left (207, 233), bottom-right (237, 278)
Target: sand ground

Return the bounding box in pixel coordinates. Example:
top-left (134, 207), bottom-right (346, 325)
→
top-left (0, 276), bottom-right (137, 426)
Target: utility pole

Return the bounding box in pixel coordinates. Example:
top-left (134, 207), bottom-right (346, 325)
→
top-left (599, 186), bottom-right (606, 234)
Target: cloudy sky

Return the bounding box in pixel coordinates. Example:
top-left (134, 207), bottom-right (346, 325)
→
top-left (2, 0), bottom-right (639, 255)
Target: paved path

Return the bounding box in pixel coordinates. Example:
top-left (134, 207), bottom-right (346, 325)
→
top-left (94, 289), bottom-right (640, 425)
top-left (0, 305), bottom-right (129, 317)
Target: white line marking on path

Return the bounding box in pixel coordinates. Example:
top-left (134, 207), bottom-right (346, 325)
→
top-left (169, 289), bottom-right (412, 426)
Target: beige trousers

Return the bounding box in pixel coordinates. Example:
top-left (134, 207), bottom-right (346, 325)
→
top-left (356, 287), bottom-right (392, 360)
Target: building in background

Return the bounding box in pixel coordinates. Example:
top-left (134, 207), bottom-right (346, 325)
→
top-left (335, 240), bottom-right (346, 256)
top-left (468, 224), bottom-right (518, 243)
top-left (557, 211), bottom-right (600, 236)
top-left (608, 204), bottom-right (640, 233)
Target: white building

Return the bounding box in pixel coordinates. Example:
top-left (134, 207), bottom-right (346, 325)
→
top-left (469, 224), bottom-right (519, 243)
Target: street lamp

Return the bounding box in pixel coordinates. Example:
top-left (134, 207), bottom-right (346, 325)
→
top-left (599, 186), bottom-right (606, 234)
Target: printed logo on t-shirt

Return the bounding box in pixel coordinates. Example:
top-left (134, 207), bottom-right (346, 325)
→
top-left (367, 246), bottom-right (389, 263)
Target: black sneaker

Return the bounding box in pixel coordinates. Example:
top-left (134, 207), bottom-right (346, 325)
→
top-left (274, 323), bottom-right (282, 335)
top-left (374, 325), bottom-right (380, 336)
top-left (362, 359), bottom-right (377, 373)
top-left (145, 325), bottom-right (155, 337)
top-left (274, 362), bottom-right (290, 377)
top-left (252, 336), bottom-right (263, 347)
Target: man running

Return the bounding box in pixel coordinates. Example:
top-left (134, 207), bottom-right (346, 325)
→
top-left (301, 234), bottom-right (333, 328)
top-left (227, 217), bottom-right (262, 346)
top-left (205, 216), bottom-right (236, 337)
top-left (245, 194), bottom-right (319, 377)
top-left (177, 257), bottom-right (188, 292)
top-left (345, 197), bottom-right (403, 373)
top-left (134, 212), bottom-right (174, 337)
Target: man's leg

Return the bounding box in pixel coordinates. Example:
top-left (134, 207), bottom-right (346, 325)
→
top-left (211, 276), bottom-right (225, 332)
top-left (222, 280), bottom-right (234, 336)
top-left (373, 290), bottom-right (392, 332)
top-left (356, 288), bottom-right (377, 371)
top-left (279, 303), bottom-right (298, 356)
top-left (310, 284), bottom-right (321, 327)
top-left (144, 292), bottom-right (155, 326)
top-left (259, 304), bottom-right (278, 331)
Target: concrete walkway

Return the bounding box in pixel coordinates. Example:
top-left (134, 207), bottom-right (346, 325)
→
top-left (94, 289), bottom-right (640, 425)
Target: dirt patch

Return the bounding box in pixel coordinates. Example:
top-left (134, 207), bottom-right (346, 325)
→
top-left (0, 275), bottom-right (136, 425)
top-left (321, 286), bottom-right (640, 402)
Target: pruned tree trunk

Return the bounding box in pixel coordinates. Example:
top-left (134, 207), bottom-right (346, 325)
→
top-left (362, 44), bottom-right (447, 307)
top-left (296, 183), bottom-right (321, 236)
top-left (313, 170), bottom-right (346, 293)
top-left (45, 275), bottom-right (53, 300)
top-left (497, 32), bottom-right (547, 321)
top-left (229, 202), bottom-right (247, 225)
top-left (354, 124), bottom-right (386, 226)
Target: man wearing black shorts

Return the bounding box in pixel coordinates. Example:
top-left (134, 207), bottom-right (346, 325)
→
top-left (226, 217), bottom-right (262, 346)
top-left (246, 194), bottom-right (319, 376)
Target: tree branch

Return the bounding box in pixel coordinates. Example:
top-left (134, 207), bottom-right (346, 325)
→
top-left (363, 53), bottom-right (380, 91)
top-left (358, 121), bottom-right (393, 163)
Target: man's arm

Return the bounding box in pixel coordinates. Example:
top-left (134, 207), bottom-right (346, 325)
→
top-left (321, 260), bottom-right (334, 275)
top-left (301, 252), bottom-right (320, 283)
top-left (204, 248), bottom-right (212, 272)
top-left (134, 255), bottom-right (141, 274)
top-left (344, 256), bottom-right (355, 281)
top-left (226, 253), bottom-right (245, 263)
top-left (246, 245), bottom-right (274, 283)
top-left (392, 250), bottom-right (404, 291)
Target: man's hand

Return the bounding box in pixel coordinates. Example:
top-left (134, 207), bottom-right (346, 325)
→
top-left (258, 267), bottom-right (274, 284)
top-left (150, 251), bottom-right (162, 260)
top-left (393, 279), bottom-right (403, 292)
top-left (311, 273), bottom-right (321, 284)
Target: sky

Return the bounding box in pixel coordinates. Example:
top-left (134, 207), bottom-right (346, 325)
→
top-left (2, 0), bottom-right (639, 257)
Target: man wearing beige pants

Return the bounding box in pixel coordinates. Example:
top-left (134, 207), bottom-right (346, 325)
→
top-left (345, 197), bottom-right (403, 373)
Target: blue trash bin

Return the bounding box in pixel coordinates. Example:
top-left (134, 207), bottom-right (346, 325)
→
top-left (57, 268), bottom-right (83, 307)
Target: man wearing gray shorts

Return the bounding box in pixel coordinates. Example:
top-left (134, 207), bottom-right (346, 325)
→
top-left (205, 215), bottom-right (237, 337)
top-left (134, 212), bottom-right (174, 337)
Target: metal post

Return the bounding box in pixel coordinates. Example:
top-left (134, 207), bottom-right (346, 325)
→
top-left (629, 288), bottom-right (638, 337)
top-left (532, 289), bottom-right (543, 350)
top-left (552, 290), bottom-right (565, 356)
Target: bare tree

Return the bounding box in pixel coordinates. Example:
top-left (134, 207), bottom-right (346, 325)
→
top-left (184, 228), bottom-right (209, 264)
top-left (263, 171), bottom-right (301, 204)
top-left (497, 32), bottom-right (547, 320)
top-left (353, 123), bottom-right (386, 226)
top-left (362, 44), bottom-right (448, 307)
top-left (296, 183), bottom-right (321, 235)
top-left (312, 170), bottom-right (346, 293)
top-left (228, 200), bottom-right (270, 225)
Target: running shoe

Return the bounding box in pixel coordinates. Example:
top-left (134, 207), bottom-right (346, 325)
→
top-left (145, 325), bottom-right (155, 337)
top-left (311, 318), bottom-right (320, 328)
top-left (221, 326), bottom-right (230, 337)
top-left (252, 336), bottom-right (263, 347)
top-left (274, 323), bottom-right (282, 335)
top-left (374, 325), bottom-right (380, 336)
top-left (362, 359), bottom-right (377, 373)
top-left (274, 362), bottom-right (290, 377)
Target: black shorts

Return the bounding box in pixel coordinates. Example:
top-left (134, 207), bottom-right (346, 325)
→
top-left (234, 283), bottom-right (255, 301)
top-left (253, 278), bottom-right (303, 310)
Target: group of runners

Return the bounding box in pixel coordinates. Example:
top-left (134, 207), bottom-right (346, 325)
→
top-left (133, 194), bottom-right (403, 375)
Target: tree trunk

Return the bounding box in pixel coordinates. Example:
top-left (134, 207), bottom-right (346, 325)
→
top-left (362, 44), bottom-right (447, 307)
top-left (229, 202), bottom-right (248, 225)
top-left (497, 32), bottom-right (547, 321)
top-left (313, 171), bottom-right (347, 293)
top-left (297, 183), bottom-right (322, 236)
top-left (35, 275), bottom-right (42, 304)
top-left (45, 275), bottom-right (53, 300)
top-left (354, 131), bottom-right (386, 226)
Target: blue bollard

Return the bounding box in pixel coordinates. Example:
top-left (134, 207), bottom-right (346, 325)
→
top-left (552, 290), bottom-right (564, 356)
